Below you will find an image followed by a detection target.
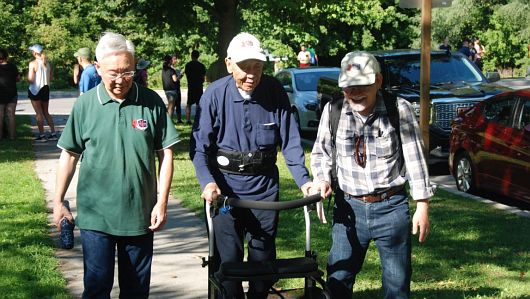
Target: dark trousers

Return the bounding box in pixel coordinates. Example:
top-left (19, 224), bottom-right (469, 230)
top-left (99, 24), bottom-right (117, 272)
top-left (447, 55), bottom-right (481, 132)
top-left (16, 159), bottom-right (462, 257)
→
top-left (213, 193), bottom-right (279, 299)
top-left (80, 229), bottom-right (154, 299)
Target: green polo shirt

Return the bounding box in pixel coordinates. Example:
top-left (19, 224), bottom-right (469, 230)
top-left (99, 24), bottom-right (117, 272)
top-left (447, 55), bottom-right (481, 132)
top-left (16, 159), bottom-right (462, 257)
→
top-left (58, 83), bottom-right (180, 236)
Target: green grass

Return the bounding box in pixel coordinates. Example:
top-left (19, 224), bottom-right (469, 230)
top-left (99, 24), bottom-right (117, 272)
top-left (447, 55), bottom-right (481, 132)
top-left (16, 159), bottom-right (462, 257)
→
top-left (2, 117), bottom-right (529, 298)
top-left (0, 116), bottom-right (70, 299)
top-left (171, 124), bottom-right (530, 299)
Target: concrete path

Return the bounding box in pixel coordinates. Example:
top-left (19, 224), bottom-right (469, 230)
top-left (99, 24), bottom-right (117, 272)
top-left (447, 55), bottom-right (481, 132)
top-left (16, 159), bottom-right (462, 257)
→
top-left (26, 91), bottom-right (208, 299)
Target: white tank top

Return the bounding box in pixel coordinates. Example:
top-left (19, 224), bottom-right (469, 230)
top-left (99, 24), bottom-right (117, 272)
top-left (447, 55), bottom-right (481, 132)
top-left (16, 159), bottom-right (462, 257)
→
top-left (29, 60), bottom-right (50, 95)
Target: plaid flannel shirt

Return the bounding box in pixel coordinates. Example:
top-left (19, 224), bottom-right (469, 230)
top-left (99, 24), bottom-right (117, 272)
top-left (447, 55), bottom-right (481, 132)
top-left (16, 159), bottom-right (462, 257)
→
top-left (310, 94), bottom-right (434, 200)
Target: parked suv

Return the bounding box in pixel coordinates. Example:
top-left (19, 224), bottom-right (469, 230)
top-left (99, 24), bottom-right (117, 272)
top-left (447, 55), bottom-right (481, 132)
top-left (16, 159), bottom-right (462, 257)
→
top-left (276, 67), bottom-right (340, 131)
top-left (317, 49), bottom-right (510, 158)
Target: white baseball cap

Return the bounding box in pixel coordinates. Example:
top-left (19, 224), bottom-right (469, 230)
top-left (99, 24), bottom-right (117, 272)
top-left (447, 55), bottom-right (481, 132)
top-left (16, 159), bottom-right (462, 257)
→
top-left (28, 44), bottom-right (43, 54)
top-left (338, 51), bottom-right (381, 88)
top-left (226, 32), bottom-right (267, 63)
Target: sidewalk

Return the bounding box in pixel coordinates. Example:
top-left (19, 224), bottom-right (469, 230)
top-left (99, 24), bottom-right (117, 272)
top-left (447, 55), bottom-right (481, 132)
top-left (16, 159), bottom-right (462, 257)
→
top-left (32, 114), bottom-right (208, 299)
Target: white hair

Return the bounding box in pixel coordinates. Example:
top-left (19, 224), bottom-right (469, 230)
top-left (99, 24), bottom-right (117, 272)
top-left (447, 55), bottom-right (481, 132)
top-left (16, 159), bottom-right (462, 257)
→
top-left (95, 32), bottom-right (135, 62)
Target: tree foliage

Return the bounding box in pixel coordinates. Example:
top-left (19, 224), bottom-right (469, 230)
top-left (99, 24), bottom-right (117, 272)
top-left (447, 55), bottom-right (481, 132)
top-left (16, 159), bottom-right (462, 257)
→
top-left (3, 0), bottom-right (530, 88)
top-left (432, 0), bottom-right (530, 74)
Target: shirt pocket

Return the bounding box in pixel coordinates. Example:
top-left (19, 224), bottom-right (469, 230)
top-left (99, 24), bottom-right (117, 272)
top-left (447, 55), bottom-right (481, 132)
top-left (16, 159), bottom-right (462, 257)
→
top-left (375, 128), bottom-right (399, 159)
top-left (336, 130), bottom-right (355, 157)
top-left (256, 123), bottom-right (278, 149)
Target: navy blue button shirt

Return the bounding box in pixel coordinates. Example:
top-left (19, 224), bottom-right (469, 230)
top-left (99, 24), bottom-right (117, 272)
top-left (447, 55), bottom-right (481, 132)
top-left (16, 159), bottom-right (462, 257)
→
top-left (191, 74), bottom-right (310, 200)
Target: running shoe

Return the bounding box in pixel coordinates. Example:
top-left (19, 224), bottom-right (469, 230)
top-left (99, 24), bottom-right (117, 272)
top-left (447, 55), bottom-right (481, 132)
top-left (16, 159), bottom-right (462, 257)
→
top-left (35, 134), bottom-right (48, 142)
top-left (48, 132), bottom-right (59, 141)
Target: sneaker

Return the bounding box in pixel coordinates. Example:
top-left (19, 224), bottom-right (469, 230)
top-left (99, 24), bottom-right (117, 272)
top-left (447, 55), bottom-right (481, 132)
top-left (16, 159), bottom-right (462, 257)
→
top-left (35, 134), bottom-right (48, 142)
top-left (48, 132), bottom-right (59, 141)
top-left (176, 119), bottom-right (183, 124)
top-left (186, 120), bottom-right (193, 125)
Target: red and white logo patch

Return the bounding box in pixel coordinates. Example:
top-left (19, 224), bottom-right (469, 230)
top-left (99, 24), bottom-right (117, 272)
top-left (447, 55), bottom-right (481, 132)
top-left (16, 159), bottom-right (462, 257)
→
top-left (132, 119), bottom-right (148, 131)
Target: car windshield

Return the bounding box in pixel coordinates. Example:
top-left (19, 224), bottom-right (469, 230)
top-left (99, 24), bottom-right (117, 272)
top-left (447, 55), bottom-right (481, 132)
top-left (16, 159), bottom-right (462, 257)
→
top-left (295, 71), bottom-right (339, 91)
top-left (386, 55), bottom-right (484, 87)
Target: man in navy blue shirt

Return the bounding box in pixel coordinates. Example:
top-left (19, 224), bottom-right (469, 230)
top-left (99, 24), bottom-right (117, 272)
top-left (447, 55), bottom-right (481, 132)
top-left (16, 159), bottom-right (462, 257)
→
top-left (190, 32), bottom-right (313, 299)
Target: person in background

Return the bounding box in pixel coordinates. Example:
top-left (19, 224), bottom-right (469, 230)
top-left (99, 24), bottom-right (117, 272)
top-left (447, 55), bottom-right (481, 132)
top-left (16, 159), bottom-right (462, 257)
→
top-left (0, 48), bottom-right (20, 140)
top-left (134, 58), bottom-right (150, 87)
top-left (184, 50), bottom-right (206, 125)
top-left (458, 39), bottom-right (473, 61)
top-left (307, 44), bottom-right (319, 66)
top-left (75, 47), bottom-right (101, 94)
top-left (311, 51), bottom-right (433, 298)
top-left (72, 62), bottom-right (83, 89)
top-left (162, 54), bottom-right (183, 122)
top-left (439, 36), bottom-right (452, 53)
top-left (473, 38), bottom-right (486, 70)
top-left (52, 32), bottom-right (180, 299)
top-left (297, 44), bottom-right (311, 68)
top-left (190, 32), bottom-right (313, 299)
top-left (28, 44), bottom-right (57, 142)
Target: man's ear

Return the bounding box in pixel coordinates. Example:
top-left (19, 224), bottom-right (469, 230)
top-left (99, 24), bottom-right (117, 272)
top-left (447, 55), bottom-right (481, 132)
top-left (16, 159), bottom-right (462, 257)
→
top-left (95, 62), bottom-right (102, 75)
top-left (224, 57), bottom-right (233, 74)
top-left (375, 73), bottom-right (383, 89)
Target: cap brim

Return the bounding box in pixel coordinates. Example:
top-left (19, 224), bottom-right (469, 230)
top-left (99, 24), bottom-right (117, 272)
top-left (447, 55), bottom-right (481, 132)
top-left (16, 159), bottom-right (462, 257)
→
top-left (230, 52), bottom-right (267, 63)
top-left (338, 73), bottom-right (375, 88)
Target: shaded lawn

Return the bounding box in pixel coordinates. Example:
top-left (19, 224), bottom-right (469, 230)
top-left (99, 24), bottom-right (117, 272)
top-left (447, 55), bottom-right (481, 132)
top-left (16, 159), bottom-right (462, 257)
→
top-left (0, 115), bottom-right (69, 299)
top-left (171, 124), bottom-right (530, 299)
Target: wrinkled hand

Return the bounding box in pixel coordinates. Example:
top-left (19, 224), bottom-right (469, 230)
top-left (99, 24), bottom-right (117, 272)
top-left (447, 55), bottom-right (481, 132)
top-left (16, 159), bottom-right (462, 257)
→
top-left (53, 201), bottom-right (74, 231)
top-left (202, 182), bottom-right (221, 204)
top-left (314, 181), bottom-right (332, 199)
top-left (300, 182), bottom-right (313, 197)
top-left (412, 200), bottom-right (430, 242)
top-left (149, 201), bottom-right (167, 231)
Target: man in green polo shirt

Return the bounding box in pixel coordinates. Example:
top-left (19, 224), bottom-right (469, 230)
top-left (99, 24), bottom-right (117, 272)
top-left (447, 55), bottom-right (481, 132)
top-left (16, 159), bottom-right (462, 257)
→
top-left (52, 32), bottom-right (179, 298)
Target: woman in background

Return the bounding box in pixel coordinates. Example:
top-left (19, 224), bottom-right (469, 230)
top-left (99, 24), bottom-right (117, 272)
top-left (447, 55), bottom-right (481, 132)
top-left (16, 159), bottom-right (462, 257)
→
top-left (28, 44), bottom-right (57, 142)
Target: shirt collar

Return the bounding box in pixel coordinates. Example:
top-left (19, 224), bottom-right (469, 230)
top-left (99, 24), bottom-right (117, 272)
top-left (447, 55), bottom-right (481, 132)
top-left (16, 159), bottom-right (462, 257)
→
top-left (96, 82), bottom-right (139, 105)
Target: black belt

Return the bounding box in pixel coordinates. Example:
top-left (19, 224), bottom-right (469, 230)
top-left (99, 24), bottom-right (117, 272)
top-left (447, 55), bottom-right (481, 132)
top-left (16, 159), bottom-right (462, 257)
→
top-left (212, 148), bottom-right (277, 175)
top-left (346, 185), bottom-right (405, 203)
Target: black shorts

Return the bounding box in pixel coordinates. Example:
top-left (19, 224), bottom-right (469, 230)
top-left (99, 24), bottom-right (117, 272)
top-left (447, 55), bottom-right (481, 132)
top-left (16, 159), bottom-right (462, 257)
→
top-left (0, 94), bottom-right (17, 105)
top-left (187, 87), bottom-right (203, 106)
top-left (28, 85), bottom-right (50, 101)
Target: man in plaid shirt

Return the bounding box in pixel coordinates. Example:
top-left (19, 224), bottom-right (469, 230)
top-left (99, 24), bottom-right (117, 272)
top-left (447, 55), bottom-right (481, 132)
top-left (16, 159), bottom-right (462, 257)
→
top-left (311, 51), bottom-right (434, 299)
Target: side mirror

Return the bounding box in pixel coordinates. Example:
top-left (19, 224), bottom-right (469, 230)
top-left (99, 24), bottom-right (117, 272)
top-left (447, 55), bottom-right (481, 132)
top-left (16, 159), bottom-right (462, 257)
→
top-left (485, 71), bottom-right (500, 83)
top-left (283, 85), bottom-right (293, 93)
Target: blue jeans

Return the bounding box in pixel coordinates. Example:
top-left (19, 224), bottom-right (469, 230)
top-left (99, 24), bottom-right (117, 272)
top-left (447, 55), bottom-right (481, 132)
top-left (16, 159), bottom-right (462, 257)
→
top-left (327, 190), bottom-right (411, 299)
top-left (80, 229), bottom-right (154, 299)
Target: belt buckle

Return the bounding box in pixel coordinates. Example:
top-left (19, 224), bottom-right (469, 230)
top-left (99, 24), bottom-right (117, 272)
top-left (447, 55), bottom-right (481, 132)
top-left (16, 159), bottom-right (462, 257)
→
top-left (381, 192), bottom-right (388, 200)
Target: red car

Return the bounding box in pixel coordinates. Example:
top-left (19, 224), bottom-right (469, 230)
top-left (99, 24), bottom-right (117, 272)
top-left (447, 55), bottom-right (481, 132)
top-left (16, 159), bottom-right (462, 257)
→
top-left (449, 89), bottom-right (530, 202)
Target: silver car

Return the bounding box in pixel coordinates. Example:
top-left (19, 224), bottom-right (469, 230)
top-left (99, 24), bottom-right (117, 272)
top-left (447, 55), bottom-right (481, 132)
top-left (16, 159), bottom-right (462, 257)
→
top-left (275, 67), bottom-right (340, 131)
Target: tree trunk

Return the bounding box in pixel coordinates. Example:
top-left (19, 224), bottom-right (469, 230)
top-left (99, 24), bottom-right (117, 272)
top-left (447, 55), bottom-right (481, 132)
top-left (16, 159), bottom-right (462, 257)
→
top-left (207, 0), bottom-right (239, 82)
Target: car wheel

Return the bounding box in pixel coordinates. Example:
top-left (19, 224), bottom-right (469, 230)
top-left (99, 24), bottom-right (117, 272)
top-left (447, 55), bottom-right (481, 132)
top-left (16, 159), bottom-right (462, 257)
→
top-left (454, 152), bottom-right (476, 193)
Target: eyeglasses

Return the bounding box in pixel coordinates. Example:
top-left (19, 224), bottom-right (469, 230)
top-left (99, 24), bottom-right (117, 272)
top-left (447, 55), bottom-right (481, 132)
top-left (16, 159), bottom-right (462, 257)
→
top-left (354, 135), bottom-right (366, 168)
top-left (342, 84), bottom-right (374, 93)
top-left (106, 71), bottom-right (135, 81)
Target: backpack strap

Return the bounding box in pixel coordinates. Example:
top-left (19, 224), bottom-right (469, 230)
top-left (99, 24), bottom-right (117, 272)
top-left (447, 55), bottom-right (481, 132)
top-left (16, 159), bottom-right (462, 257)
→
top-left (327, 96), bottom-right (345, 207)
top-left (382, 91), bottom-right (405, 172)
